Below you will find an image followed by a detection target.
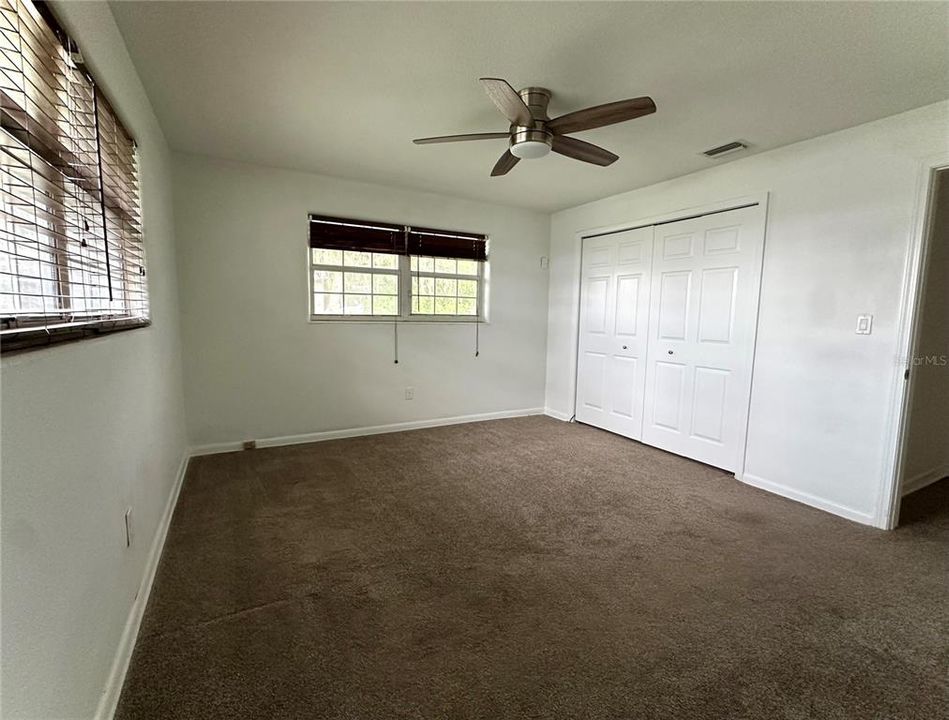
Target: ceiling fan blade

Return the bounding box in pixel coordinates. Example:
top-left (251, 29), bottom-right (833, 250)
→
top-left (413, 132), bottom-right (509, 145)
top-left (479, 78), bottom-right (533, 126)
top-left (551, 135), bottom-right (618, 166)
top-left (548, 97), bottom-right (656, 135)
top-left (490, 150), bottom-right (520, 176)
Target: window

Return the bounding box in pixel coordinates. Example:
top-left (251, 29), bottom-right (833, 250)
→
top-left (311, 249), bottom-right (400, 316)
top-left (0, 0), bottom-right (146, 353)
top-left (410, 256), bottom-right (480, 317)
top-left (309, 215), bottom-right (487, 321)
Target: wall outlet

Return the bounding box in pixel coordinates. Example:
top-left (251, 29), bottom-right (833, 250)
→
top-left (404, 386), bottom-right (414, 400)
top-left (243, 440), bottom-right (257, 450)
top-left (124, 507), bottom-right (133, 548)
top-left (540, 256), bottom-right (549, 269)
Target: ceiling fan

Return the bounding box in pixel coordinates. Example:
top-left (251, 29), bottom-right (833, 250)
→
top-left (413, 78), bottom-right (656, 176)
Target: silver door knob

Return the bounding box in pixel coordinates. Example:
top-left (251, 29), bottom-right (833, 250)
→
top-left (667, 350), bottom-right (674, 355)
top-left (622, 345), bottom-right (628, 350)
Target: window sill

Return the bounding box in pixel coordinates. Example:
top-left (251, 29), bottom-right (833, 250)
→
top-left (308, 316), bottom-right (488, 325)
top-left (0, 317), bottom-right (151, 355)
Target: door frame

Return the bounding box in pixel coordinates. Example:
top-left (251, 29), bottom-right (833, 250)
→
top-left (878, 153), bottom-right (949, 529)
top-left (571, 192), bottom-right (770, 479)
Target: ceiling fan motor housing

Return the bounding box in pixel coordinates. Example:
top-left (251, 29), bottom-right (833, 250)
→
top-left (510, 87), bottom-right (553, 158)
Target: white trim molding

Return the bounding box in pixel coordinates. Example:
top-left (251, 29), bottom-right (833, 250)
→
top-left (94, 451), bottom-right (191, 720)
top-left (544, 408), bottom-right (573, 422)
top-left (191, 407), bottom-right (546, 457)
top-left (738, 472), bottom-right (876, 527)
top-left (902, 463), bottom-right (949, 497)
top-left (877, 151), bottom-right (949, 529)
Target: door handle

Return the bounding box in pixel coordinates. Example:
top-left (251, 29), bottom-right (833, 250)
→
top-left (622, 345), bottom-right (628, 350)
top-left (667, 350), bottom-right (674, 355)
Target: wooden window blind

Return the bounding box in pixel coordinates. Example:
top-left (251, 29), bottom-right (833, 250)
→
top-left (309, 214), bottom-right (488, 262)
top-left (0, 0), bottom-right (147, 353)
top-left (406, 227), bottom-right (487, 262)
top-left (308, 215), bottom-right (406, 255)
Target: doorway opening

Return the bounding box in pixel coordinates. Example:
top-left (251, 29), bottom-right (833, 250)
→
top-left (894, 167), bottom-right (949, 524)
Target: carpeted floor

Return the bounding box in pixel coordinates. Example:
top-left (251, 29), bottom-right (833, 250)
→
top-left (116, 416), bottom-right (949, 719)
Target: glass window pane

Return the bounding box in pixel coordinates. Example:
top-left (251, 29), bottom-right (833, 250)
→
top-left (457, 297), bottom-right (477, 316)
top-left (313, 293), bottom-right (343, 314)
top-left (373, 295), bottom-right (398, 315)
top-left (414, 296), bottom-right (434, 314)
top-left (434, 258), bottom-right (456, 274)
top-left (372, 253), bottom-right (398, 269)
top-left (417, 276), bottom-right (434, 295)
top-left (312, 248), bottom-right (343, 265)
top-left (343, 251), bottom-right (372, 267)
top-left (373, 274), bottom-right (398, 295)
top-left (344, 272), bottom-right (372, 293)
top-left (313, 270), bottom-right (343, 293)
top-left (344, 294), bottom-right (371, 314)
top-left (412, 256), bottom-right (434, 273)
top-left (435, 278), bottom-right (457, 296)
top-left (458, 279), bottom-right (478, 297)
top-left (434, 297), bottom-right (457, 315)
top-left (456, 260), bottom-right (478, 276)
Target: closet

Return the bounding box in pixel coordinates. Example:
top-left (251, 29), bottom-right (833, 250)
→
top-left (575, 204), bottom-right (766, 472)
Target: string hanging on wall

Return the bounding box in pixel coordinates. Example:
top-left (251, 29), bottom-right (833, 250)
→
top-left (393, 320), bottom-right (399, 364)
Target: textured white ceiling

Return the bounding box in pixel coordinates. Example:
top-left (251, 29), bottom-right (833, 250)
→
top-left (109, 1), bottom-right (949, 212)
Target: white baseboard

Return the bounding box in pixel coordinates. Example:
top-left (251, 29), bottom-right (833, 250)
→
top-left (95, 450), bottom-right (191, 720)
top-left (544, 408), bottom-right (573, 422)
top-left (902, 463), bottom-right (949, 496)
top-left (737, 472), bottom-right (876, 527)
top-left (191, 407), bottom-right (546, 457)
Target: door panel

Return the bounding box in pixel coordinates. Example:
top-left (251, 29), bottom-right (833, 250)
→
top-left (662, 232), bottom-right (694, 259)
top-left (658, 271), bottom-right (691, 340)
top-left (690, 367), bottom-right (729, 442)
top-left (584, 276), bottom-right (610, 333)
top-left (615, 275), bottom-right (641, 335)
top-left (580, 352), bottom-right (606, 410)
top-left (642, 205), bottom-right (765, 471)
top-left (697, 267), bottom-right (737, 343)
top-left (575, 227), bottom-right (653, 439)
top-left (652, 361), bottom-right (686, 431)
top-left (610, 356), bottom-right (639, 419)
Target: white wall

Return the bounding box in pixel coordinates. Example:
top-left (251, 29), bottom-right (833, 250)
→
top-left (0, 3), bottom-right (187, 719)
top-left (173, 154), bottom-right (550, 449)
top-left (903, 168), bottom-right (949, 493)
top-left (545, 101), bottom-right (949, 526)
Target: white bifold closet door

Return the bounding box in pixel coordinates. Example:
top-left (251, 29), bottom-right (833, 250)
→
top-left (576, 204), bottom-right (764, 472)
top-left (641, 205), bottom-right (763, 471)
top-left (575, 227), bottom-right (653, 439)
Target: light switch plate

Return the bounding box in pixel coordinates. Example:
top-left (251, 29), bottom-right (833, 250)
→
top-left (856, 314), bottom-right (873, 335)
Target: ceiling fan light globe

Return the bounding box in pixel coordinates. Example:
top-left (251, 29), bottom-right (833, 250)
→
top-left (510, 140), bottom-right (551, 160)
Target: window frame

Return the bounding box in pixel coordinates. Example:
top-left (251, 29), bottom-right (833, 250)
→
top-left (407, 254), bottom-right (484, 321)
top-left (0, 0), bottom-right (148, 354)
top-left (309, 248), bottom-right (402, 320)
top-left (307, 249), bottom-right (487, 324)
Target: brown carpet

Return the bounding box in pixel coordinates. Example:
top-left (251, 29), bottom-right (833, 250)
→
top-left (116, 416), bottom-right (949, 719)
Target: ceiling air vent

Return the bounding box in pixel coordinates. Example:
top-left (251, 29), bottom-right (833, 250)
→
top-left (703, 141), bottom-right (747, 159)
